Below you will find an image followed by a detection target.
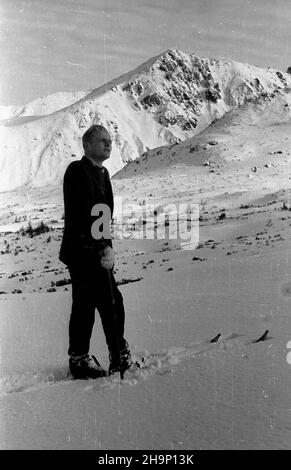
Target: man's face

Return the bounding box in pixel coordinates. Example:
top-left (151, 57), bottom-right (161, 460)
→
top-left (85, 130), bottom-right (112, 162)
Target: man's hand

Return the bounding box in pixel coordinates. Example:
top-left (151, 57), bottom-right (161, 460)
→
top-left (99, 245), bottom-right (115, 270)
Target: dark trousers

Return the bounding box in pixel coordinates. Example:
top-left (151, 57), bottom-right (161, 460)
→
top-left (68, 263), bottom-right (125, 358)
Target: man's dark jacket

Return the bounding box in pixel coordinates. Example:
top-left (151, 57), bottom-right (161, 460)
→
top-left (59, 156), bottom-right (113, 267)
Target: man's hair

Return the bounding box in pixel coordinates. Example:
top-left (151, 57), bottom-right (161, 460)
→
top-left (82, 124), bottom-right (109, 148)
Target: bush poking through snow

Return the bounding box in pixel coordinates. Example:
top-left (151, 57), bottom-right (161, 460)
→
top-left (218, 211), bottom-right (226, 220)
top-left (51, 278), bottom-right (72, 287)
top-left (18, 220), bottom-right (50, 237)
top-left (281, 201), bottom-right (291, 211)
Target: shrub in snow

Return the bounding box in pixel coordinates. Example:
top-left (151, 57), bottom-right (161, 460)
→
top-left (51, 278), bottom-right (72, 287)
top-left (218, 212), bottom-right (226, 220)
top-left (19, 220), bottom-right (50, 237)
top-left (282, 202), bottom-right (291, 211)
top-left (47, 287), bottom-right (56, 293)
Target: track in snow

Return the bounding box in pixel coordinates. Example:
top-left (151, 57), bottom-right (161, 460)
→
top-left (0, 331), bottom-right (271, 396)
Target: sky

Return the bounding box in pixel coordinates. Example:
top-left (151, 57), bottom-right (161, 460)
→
top-left (0, 0), bottom-right (290, 106)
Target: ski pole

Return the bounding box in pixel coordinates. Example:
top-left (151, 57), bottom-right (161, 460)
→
top-left (107, 269), bottom-right (124, 380)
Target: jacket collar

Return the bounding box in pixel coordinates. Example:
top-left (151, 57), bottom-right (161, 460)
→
top-left (82, 155), bottom-right (105, 171)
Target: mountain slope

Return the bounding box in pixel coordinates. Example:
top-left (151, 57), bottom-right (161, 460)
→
top-left (0, 49), bottom-right (289, 192)
top-left (114, 86), bottom-right (291, 179)
top-left (0, 90), bottom-right (90, 123)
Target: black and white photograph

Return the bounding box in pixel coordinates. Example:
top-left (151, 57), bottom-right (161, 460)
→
top-left (0, 0), bottom-right (291, 453)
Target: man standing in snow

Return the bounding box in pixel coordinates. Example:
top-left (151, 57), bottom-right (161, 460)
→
top-left (59, 124), bottom-right (131, 379)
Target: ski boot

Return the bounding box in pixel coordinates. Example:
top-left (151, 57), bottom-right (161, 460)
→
top-left (69, 354), bottom-right (107, 380)
top-left (109, 340), bottom-right (132, 376)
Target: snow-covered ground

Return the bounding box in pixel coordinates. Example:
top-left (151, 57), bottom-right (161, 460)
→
top-left (1, 51), bottom-right (291, 450)
top-left (1, 224), bottom-right (291, 450)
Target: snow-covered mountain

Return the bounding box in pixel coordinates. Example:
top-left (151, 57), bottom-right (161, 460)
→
top-left (114, 84), bottom-right (291, 179)
top-left (0, 90), bottom-right (90, 122)
top-left (0, 48), bottom-right (290, 192)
